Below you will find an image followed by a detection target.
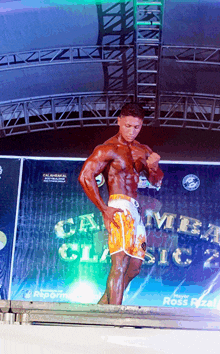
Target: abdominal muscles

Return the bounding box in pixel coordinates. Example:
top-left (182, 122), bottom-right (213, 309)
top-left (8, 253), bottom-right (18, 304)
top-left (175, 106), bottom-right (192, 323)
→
top-left (108, 170), bottom-right (139, 198)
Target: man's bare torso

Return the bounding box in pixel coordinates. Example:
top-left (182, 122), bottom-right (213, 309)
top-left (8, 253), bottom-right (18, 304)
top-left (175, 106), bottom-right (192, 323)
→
top-left (78, 110), bottom-right (163, 239)
top-left (102, 134), bottom-right (152, 199)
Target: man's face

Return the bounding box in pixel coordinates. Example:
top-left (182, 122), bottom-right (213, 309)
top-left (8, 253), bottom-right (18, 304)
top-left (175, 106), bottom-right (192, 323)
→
top-left (118, 115), bottom-right (143, 143)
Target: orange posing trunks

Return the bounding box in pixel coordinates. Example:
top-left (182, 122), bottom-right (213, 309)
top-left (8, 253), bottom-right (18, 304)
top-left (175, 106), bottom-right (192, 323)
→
top-left (108, 194), bottom-right (146, 260)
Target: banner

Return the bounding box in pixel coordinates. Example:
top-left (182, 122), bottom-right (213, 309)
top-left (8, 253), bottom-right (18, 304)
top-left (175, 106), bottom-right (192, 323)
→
top-left (10, 158), bottom-right (220, 309)
top-left (128, 163), bottom-right (220, 310)
top-left (10, 158), bottom-right (107, 303)
top-left (0, 157), bottom-right (21, 299)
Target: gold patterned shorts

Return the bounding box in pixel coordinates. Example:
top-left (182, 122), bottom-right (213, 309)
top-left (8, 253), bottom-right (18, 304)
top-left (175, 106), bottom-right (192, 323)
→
top-left (108, 194), bottom-right (146, 260)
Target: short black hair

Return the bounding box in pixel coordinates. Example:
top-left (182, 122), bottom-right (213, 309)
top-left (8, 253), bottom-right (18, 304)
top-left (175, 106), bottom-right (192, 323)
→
top-left (119, 103), bottom-right (145, 120)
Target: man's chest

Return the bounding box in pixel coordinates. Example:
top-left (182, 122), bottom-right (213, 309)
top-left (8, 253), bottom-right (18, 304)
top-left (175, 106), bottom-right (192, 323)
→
top-left (130, 145), bottom-right (147, 162)
top-left (110, 145), bottom-right (147, 172)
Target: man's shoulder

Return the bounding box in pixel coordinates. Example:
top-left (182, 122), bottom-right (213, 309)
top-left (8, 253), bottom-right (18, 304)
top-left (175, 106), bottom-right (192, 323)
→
top-left (94, 136), bottom-right (117, 151)
top-left (132, 140), bottom-right (153, 154)
top-left (102, 135), bottom-right (119, 146)
top-left (91, 137), bottom-right (117, 159)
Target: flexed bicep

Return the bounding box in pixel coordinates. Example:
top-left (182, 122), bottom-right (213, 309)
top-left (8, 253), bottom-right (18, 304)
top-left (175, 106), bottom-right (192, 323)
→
top-left (79, 145), bottom-right (113, 183)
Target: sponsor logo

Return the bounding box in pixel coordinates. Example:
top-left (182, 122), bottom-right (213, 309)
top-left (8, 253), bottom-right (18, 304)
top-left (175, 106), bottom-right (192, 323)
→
top-left (42, 173), bottom-right (67, 183)
top-left (0, 231), bottom-right (7, 250)
top-left (23, 290), bottom-right (33, 299)
top-left (182, 174), bottom-right (200, 191)
top-left (163, 294), bottom-right (219, 308)
top-left (33, 289), bottom-right (70, 301)
top-left (95, 173), bottom-right (105, 187)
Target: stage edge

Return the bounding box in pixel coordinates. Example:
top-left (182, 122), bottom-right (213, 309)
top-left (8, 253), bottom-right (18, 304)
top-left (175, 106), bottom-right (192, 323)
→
top-left (0, 301), bottom-right (217, 330)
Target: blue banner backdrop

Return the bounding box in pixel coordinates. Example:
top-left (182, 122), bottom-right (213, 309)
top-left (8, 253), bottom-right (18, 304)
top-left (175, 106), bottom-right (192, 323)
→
top-left (0, 157), bottom-right (21, 300)
top-left (10, 158), bottom-right (220, 309)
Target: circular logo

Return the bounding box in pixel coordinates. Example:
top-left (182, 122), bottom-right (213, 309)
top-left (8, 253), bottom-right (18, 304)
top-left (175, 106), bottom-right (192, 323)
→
top-left (182, 174), bottom-right (200, 191)
top-left (95, 173), bottom-right (105, 187)
top-left (0, 231), bottom-right (7, 250)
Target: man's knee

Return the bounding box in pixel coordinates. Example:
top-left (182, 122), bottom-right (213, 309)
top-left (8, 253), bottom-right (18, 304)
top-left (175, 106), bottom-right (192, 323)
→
top-left (129, 267), bottom-right (141, 279)
top-left (111, 252), bottom-right (130, 273)
top-left (126, 262), bottom-right (142, 279)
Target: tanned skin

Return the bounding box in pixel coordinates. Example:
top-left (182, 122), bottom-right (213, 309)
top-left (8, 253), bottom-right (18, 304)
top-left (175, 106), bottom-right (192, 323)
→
top-left (79, 114), bottom-right (163, 305)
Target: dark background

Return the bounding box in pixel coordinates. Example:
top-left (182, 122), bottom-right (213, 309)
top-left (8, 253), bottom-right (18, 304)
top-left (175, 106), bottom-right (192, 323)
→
top-left (0, 126), bottom-right (219, 162)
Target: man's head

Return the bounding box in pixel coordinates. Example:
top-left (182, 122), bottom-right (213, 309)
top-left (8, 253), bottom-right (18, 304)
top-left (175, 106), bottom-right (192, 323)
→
top-left (118, 103), bottom-right (145, 143)
top-left (119, 103), bottom-right (145, 121)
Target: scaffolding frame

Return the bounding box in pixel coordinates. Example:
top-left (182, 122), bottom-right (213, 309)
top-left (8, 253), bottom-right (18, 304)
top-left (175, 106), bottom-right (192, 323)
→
top-left (1, 91), bottom-right (220, 136)
top-left (96, 2), bottom-right (135, 92)
top-left (0, 2), bottom-right (220, 136)
top-left (162, 45), bottom-right (220, 65)
top-left (0, 92), bottom-right (134, 137)
top-left (0, 45), bottom-right (133, 71)
top-left (134, 0), bottom-right (163, 122)
top-left (158, 92), bottom-right (220, 131)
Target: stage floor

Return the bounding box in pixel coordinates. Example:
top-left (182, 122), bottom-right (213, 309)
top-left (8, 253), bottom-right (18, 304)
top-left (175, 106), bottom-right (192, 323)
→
top-left (0, 301), bottom-right (220, 330)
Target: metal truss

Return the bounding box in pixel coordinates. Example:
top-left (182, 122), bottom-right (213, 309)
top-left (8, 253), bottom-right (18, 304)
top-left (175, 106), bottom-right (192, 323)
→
top-left (0, 92), bottom-right (134, 137)
top-left (134, 0), bottom-right (163, 123)
top-left (162, 46), bottom-right (220, 65)
top-left (0, 2), bottom-right (135, 93)
top-left (96, 2), bottom-right (134, 45)
top-left (157, 92), bottom-right (220, 131)
top-left (1, 91), bottom-right (220, 137)
top-left (0, 45), bottom-right (133, 71)
top-left (1, 2), bottom-right (220, 135)
top-left (96, 2), bottom-right (135, 92)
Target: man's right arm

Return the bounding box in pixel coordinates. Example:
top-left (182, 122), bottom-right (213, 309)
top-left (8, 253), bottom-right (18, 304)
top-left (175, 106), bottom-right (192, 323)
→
top-left (78, 145), bottom-right (122, 232)
top-left (78, 145), bottom-right (111, 211)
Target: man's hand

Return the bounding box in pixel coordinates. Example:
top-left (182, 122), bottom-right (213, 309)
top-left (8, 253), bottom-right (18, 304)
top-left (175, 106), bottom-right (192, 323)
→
top-left (147, 152), bottom-right (160, 172)
top-left (102, 206), bottom-right (123, 233)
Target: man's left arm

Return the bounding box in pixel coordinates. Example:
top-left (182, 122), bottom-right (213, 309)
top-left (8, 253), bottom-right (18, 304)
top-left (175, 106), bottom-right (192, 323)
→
top-left (143, 146), bottom-right (164, 189)
top-left (146, 153), bottom-right (164, 189)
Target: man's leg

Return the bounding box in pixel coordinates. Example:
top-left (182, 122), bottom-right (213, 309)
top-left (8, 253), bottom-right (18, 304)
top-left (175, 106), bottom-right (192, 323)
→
top-left (98, 254), bottom-right (142, 305)
top-left (123, 257), bottom-right (143, 290)
top-left (98, 251), bottom-right (130, 305)
top-left (97, 292), bottom-right (108, 305)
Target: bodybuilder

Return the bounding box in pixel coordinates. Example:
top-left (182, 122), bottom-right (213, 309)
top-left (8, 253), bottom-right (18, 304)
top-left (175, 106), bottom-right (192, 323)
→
top-left (78, 103), bottom-right (163, 305)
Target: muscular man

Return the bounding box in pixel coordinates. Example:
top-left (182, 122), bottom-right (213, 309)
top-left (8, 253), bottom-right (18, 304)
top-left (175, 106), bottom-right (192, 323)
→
top-left (78, 103), bottom-right (163, 305)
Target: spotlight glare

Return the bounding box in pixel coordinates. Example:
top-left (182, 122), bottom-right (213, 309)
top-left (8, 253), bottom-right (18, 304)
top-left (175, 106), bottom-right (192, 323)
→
top-left (68, 281), bottom-right (101, 303)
